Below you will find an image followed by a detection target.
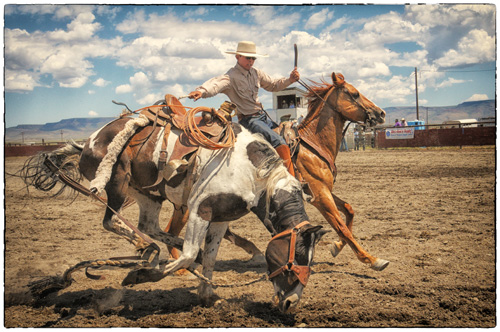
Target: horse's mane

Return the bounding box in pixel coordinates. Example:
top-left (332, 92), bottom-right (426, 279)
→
top-left (300, 74), bottom-right (346, 128)
top-left (305, 79), bottom-right (333, 112)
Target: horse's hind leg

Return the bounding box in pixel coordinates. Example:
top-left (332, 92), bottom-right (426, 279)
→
top-left (297, 152), bottom-right (389, 271)
top-left (99, 164), bottom-right (160, 263)
top-left (102, 198), bottom-right (158, 261)
top-left (330, 193), bottom-right (355, 257)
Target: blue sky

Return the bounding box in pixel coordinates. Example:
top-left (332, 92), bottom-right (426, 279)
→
top-left (4, 3), bottom-right (496, 127)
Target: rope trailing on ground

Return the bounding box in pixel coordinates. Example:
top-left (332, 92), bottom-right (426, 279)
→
top-left (28, 259), bottom-right (149, 299)
top-left (186, 266), bottom-right (267, 288)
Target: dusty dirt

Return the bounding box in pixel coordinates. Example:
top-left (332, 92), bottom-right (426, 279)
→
top-left (4, 147), bottom-right (496, 327)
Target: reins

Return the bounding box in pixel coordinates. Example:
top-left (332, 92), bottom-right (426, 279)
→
top-left (296, 78), bottom-right (368, 129)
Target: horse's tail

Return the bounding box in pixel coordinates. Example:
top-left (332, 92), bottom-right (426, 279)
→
top-left (18, 141), bottom-right (84, 198)
top-left (54, 140), bottom-right (84, 156)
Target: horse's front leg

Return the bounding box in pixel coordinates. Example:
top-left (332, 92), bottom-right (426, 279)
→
top-left (161, 211), bottom-right (209, 275)
top-left (164, 206), bottom-right (189, 259)
top-left (199, 221), bottom-right (229, 306)
top-left (165, 207), bottom-right (264, 263)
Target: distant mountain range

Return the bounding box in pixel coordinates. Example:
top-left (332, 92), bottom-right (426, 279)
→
top-left (382, 99), bottom-right (495, 126)
top-left (6, 117), bottom-right (116, 143)
top-left (5, 100), bottom-right (495, 144)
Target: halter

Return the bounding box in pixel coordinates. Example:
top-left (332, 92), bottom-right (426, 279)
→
top-left (267, 221), bottom-right (312, 286)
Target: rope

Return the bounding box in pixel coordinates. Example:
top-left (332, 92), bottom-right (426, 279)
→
top-left (29, 256), bottom-right (267, 299)
top-left (187, 266), bottom-right (267, 288)
top-left (28, 258), bottom-right (149, 298)
top-left (185, 106), bottom-right (235, 149)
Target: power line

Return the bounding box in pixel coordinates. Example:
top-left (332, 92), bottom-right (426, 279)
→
top-left (419, 69), bottom-right (495, 73)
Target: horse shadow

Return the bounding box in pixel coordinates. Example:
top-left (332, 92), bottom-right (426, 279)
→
top-left (311, 261), bottom-right (378, 280)
top-left (7, 285), bottom-right (198, 326)
top-left (8, 284), bottom-right (297, 327)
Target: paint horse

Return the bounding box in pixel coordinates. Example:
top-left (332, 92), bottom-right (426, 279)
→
top-left (168, 72), bottom-right (390, 271)
top-left (28, 111), bottom-right (327, 313)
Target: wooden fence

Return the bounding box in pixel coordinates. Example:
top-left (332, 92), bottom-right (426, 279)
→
top-left (375, 125), bottom-right (496, 148)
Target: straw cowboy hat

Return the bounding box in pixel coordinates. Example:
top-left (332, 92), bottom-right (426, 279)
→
top-left (226, 41), bottom-right (269, 58)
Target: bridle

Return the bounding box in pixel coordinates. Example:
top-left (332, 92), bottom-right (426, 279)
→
top-left (296, 77), bottom-right (377, 127)
top-left (267, 221), bottom-right (312, 286)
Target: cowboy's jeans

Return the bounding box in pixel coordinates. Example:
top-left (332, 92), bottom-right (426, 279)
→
top-left (239, 112), bottom-right (286, 148)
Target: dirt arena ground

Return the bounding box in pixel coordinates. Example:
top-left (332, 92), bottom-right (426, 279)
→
top-left (4, 147), bottom-right (496, 327)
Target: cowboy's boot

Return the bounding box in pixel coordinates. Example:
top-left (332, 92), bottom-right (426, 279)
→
top-left (275, 144), bottom-right (295, 177)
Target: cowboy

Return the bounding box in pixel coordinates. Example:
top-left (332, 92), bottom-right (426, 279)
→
top-left (188, 41), bottom-right (299, 176)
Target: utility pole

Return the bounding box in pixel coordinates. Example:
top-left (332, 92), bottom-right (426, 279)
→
top-left (60, 130), bottom-right (64, 142)
top-left (415, 67), bottom-right (419, 120)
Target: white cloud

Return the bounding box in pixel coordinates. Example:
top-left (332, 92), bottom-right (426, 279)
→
top-left (116, 84), bottom-right (132, 94)
top-left (4, 69), bottom-right (40, 92)
top-left (434, 29), bottom-right (495, 67)
top-left (305, 8), bottom-right (333, 30)
top-left (465, 94), bottom-right (488, 102)
top-left (183, 6), bottom-right (211, 17)
top-left (88, 90), bottom-right (95, 94)
top-left (6, 4), bottom-right (95, 19)
top-left (323, 16), bottom-right (348, 32)
top-left (4, 4), bottom-right (495, 111)
top-left (93, 78), bottom-right (110, 87)
top-left (435, 77), bottom-right (467, 89)
top-left (404, 4), bottom-right (495, 66)
top-left (357, 62), bottom-right (391, 77)
top-left (4, 8), bottom-right (122, 92)
top-left (88, 110), bottom-right (99, 116)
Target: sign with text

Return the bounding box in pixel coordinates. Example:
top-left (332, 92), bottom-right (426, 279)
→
top-left (385, 127), bottom-right (415, 139)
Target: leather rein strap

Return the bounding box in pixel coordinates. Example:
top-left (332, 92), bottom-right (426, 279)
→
top-left (268, 221), bottom-right (312, 286)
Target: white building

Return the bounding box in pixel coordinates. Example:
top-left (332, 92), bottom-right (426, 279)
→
top-left (269, 87), bottom-right (308, 123)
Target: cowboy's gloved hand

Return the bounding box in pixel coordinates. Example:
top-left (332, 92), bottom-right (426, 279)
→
top-left (188, 91), bottom-right (202, 101)
top-left (290, 67), bottom-right (300, 83)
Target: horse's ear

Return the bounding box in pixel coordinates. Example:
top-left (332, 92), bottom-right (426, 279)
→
top-left (332, 72), bottom-right (345, 85)
top-left (304, 225), bottom-right (330, 245)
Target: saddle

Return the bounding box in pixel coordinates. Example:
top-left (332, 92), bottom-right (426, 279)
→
top-left (140, 95), bottom-right (234, 188)
top-left (274, 120), bottom-right (299, 146)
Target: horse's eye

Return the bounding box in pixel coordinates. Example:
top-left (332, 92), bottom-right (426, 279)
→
top-left (352, 92), bottom-right (360, 99)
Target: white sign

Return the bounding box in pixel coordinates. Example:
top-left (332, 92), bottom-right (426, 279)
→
top-left (385, 128), bottom-right (415, 139)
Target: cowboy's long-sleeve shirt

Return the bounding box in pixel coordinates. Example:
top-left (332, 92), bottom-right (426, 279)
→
top-left (195, 63), bottom-right (293, 116)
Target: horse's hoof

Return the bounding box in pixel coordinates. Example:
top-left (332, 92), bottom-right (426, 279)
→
top-left (329, 242), bottom-right (342, 258)
top-left (247, 253), bottom-right (266, 265)
top-left (140, 243), bottom-right (161, 268)
top-left (371, 258), bottom-right (390, 271)
top-left (174, 268), bottom-right (190, 276)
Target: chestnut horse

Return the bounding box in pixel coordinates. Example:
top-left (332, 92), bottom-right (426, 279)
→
top-left (167, 72), bottom-right (389, 271)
